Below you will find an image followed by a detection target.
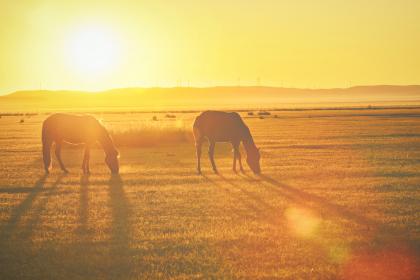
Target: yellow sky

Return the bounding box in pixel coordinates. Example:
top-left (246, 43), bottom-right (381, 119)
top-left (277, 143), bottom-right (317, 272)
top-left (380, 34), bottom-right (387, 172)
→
top-left (1, 0), bottom-right (419, 94)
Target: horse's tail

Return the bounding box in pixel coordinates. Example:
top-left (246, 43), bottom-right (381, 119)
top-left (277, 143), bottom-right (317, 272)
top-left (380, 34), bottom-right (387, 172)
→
top-left (42, 122), bottom-right (52, 173)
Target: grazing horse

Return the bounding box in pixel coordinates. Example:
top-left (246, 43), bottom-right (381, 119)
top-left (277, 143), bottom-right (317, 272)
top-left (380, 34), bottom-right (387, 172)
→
top-left (42, 113), bottom-right (119, 174)
top-left (193, 111), bottom-right (261, 174)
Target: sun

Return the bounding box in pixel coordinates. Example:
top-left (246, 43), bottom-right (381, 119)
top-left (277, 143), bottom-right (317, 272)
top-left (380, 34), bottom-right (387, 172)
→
top-left (66, 25), bottom-right (122, 77)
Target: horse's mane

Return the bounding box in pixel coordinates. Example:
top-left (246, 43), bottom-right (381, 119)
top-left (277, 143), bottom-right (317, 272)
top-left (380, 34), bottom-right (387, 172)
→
top-left (237, 117), bottom-right (255, 147)
top-left (237, 118), bottom-right (258, 154)
top-left (227, 112), bottom-right (254, 144)
top-left (97, 121), bottom-right (118, 156)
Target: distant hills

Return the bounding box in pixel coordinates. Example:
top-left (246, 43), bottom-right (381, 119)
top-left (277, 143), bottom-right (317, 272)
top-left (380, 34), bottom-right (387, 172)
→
top-left (1, 85), bottom-right (420, 112)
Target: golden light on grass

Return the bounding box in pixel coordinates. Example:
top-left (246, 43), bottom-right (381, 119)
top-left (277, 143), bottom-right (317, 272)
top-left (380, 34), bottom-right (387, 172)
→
top-left (66, 25), bottom-right (122, 78)
top-left (285, 207), bottom-right (320, 239)
top-left (1, 110), bottom-right (419, 278)
top-left (108, 121), bottom-right (192, 147)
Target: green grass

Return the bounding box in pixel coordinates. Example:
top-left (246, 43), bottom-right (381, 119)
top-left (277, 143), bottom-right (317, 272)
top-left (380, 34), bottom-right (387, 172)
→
top-left (0, 109), bottom-right (419, 279)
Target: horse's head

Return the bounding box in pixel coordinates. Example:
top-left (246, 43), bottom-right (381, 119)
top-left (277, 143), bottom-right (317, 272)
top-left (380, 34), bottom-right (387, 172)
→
top-left (105, 150), bottom-right (120, 174)
top-left (246, 146), bottom-right (261, 174)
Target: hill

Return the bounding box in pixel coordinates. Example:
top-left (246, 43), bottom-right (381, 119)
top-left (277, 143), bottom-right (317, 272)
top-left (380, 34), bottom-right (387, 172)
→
top-left (1, 85), bottom-right (420, 112)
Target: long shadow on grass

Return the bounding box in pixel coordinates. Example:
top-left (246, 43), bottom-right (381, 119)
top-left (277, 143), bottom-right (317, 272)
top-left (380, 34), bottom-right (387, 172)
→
top-left (19, 174), bottom-right (66, 239)
top-left (78, 174), bottom-right (89, 237)
top-left (107, 174), bottom-right (133, 279)
top-left (0, 174), bottom-right (48, 242)
top-left (0, 174), bottom-right (65, 241)
top-left (0, 187), bottom-right (44, 194)
top-left (258, 174), bottom-right (420, 263)
top-left (218, 174), bottom-right (282, 224)
top-left (256, 173), bottom-right (420, 249)
top-left (203, 173), bottom-right (283, 224)
top-left (202, 174), bottom-right (257, 221)
top-left (257, 174), bottom-right (379, 227)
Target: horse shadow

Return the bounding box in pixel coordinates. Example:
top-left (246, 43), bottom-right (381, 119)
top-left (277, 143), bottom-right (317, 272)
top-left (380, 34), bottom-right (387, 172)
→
top-left (78, 174), bottom-right (90, 237)
top-left (256, 174), bottom-right (378, 227)
top-left (106, 174), bottom-right (133, 278)
top-left (202, 174), bottom-right (258, 220)
top-left (219, 174), bottom-right (278, 213)
top-left (0, 174), bottom-right (65, 242)
top-left (202, 173), bottom-right (283, 224)
top-left (255, 174), bottom-right (420, 251)
top-left (219, 170), bottom-right (393, 231)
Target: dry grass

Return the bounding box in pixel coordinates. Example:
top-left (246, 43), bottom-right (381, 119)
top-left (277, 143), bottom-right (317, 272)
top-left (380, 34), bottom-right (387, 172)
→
top-left (0, 109), bottom-right (419, 279)
top-left (109, 122), bottom-right (193, 147)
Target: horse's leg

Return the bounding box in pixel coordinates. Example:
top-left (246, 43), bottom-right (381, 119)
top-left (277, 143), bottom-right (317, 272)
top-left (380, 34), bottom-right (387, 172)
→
top-left (208, 141), bottom-right (218, 174)
top-left (55, 141), bottom-right (68, 173)
top-left (232, 143), bottom-right (238, 173)
top-left (237, 147), bottom-right (244, 173)
top-left (195, 139), bottom-right (203, 174)
top-left (42, 137), bottom-right (53, 174)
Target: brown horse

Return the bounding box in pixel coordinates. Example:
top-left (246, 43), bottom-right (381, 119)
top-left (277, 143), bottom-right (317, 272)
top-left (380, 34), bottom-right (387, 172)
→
top-left (42, 113), bottom-right (119, 174)
top-left (193, 111), bottom-right (261, 174)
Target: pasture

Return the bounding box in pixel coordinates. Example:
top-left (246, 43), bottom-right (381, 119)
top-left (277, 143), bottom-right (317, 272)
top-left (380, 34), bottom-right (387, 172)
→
top-left (0, 109), bottom-right (419, 279)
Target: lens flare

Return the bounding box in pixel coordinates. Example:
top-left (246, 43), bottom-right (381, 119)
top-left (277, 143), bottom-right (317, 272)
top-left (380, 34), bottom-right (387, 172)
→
top-left (285, 207), bottom-right (321, 238)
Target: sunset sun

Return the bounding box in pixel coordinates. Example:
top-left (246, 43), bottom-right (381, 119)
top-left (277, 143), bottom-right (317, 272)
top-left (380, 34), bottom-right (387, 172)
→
top-left (66, 26), bottom-right (122, 77)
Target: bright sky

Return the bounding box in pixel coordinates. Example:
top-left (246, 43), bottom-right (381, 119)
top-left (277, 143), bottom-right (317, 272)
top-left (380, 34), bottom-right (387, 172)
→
top-left (1, 0), bottom-right (419, 94)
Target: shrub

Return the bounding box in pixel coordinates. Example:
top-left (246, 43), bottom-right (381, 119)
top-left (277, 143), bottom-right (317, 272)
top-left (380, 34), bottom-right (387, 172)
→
top-left (258, 111), bottom-right (271, 116)
top-left (109, 123), bottom-right (193, 147)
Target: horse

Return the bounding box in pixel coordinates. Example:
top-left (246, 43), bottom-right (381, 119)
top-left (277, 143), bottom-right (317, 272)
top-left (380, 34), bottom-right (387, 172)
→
top-left (42, 113), bottom-right (119, 174)
top-left (193, 111), bottom-right (261, 174)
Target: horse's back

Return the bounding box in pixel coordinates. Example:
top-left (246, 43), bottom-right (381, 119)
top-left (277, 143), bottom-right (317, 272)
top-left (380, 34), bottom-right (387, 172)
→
top-left (193, 111), bottom-right (246, 142)
top-left (42, 113), bottom-right (101, 144)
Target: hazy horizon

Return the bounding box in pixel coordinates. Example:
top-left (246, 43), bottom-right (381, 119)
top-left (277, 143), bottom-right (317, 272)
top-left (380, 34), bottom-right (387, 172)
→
top-left (2, 85), bottom-right (420, 113)
top-left (2, 83), bottom-right (420, 97)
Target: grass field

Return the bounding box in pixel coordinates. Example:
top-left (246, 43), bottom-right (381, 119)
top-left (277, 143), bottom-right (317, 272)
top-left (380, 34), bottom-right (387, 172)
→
top-left (0, 109), bottom-right (419, 279)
